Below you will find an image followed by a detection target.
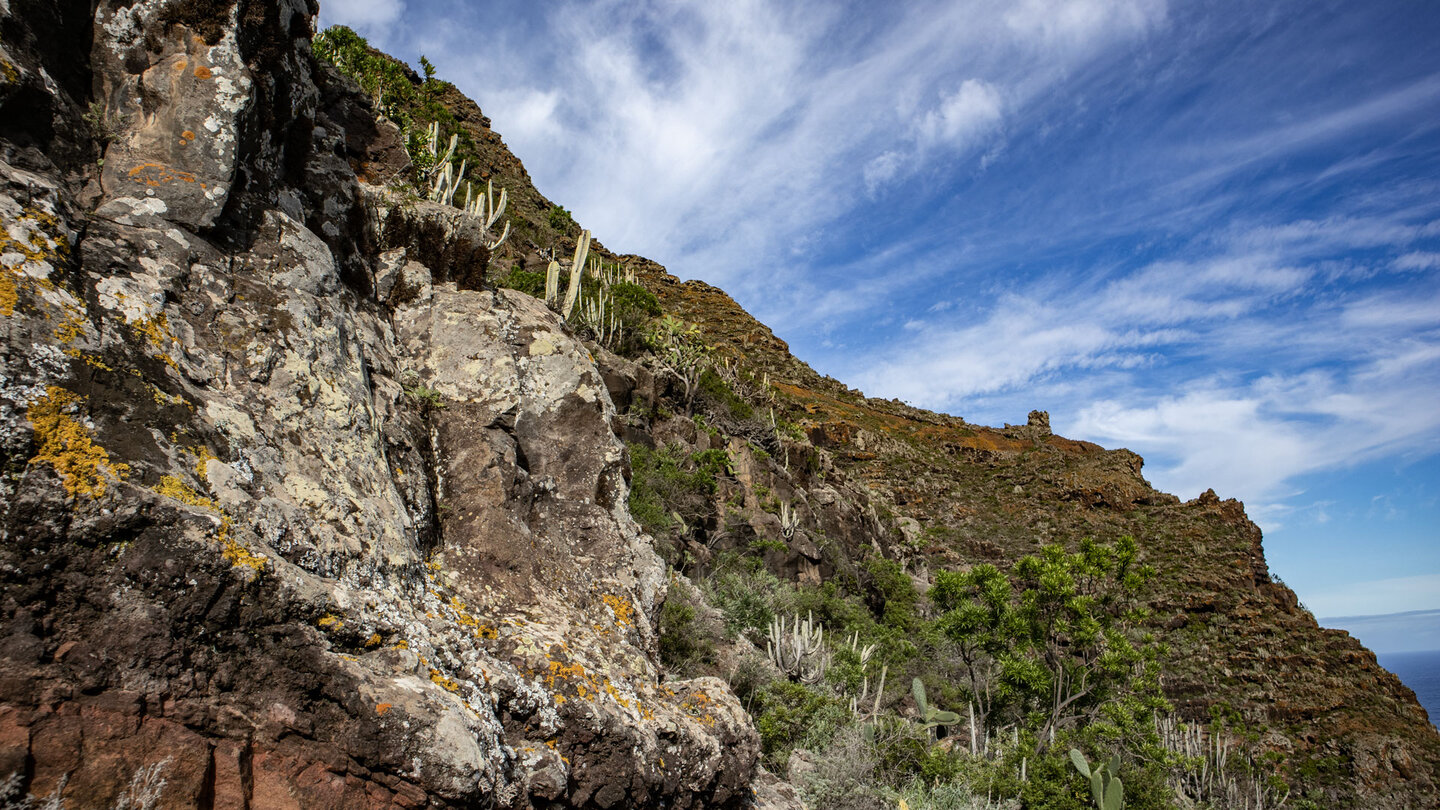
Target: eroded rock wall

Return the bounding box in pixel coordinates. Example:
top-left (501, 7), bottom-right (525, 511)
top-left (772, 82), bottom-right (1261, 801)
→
top-left (0, 2), bottom-right (761, 807)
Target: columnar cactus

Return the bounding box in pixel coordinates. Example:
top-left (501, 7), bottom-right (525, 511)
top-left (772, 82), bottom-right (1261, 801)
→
top-left (463, 179), bottom-right (510, 250)
top-left (766, 611), bottom-right (829, 684)
top-left (779, 500), bottom-right (800, 538)
top-left (546, 230), bottom-right (591, 320)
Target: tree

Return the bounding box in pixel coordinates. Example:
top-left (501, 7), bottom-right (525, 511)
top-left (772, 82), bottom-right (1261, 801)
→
top-left (930, 536), bottom-right (1157, 754)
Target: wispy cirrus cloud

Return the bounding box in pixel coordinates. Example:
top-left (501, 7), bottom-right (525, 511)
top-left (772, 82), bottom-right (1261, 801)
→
top-left (331, 0), bottom-right (1171, 296)
top-left (844, 208), bottom-right (1440, 524)
top-left (321, 0), bottom-right (1440, 615)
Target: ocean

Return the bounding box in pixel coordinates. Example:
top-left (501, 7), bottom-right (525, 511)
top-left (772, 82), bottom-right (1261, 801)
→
top-left (1378, 650), bottom-right (1440, 728)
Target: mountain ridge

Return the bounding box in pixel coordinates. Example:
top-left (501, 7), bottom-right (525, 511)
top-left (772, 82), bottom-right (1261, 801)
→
top-left (0, 2), bottom-right (1434, 808)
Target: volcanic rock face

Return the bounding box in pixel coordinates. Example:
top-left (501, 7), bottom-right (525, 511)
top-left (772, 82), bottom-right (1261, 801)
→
top-left (0, 1), bottom-right (762, 807)
top-left (2, 1), bottom-right (1438, 808)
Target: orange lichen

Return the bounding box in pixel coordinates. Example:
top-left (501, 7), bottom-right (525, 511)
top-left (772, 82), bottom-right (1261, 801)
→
top-left (27, 387), bottom-right (129, 499)
top-left (365, 633), bottom-right (383, 647)
top-left (126, 162), bottom-right (198, 187)
top-left (681, 690), bottom-right (718, 727)
top-left (194, 66), bottom-right (212, 80)
top-left (600, 593), bottom-right (635, 628)
top-left (376, 703), bottom-right (392, 715)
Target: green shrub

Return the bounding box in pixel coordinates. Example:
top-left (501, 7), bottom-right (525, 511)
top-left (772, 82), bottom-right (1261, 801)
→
top-left (862, 557), bottom-right (922, 633)
top-left (313, 26), bottom-right (488, 202)
top-left (313, 26), bottom-right (418, 127)
top-left (705, 553), bottom-right (787, 637)
top-left (609, 280), bottom-right (661, 319)
top-left (658, 580), bottom-right (721, 676)
top-left (754, 680), bottom-right (850, 769)
top-left (548, 204), bottom-right (575, 232)
top-left (697, 368), bottom-right (754, 420)
top-left (496, 267), bottom-right (546, 298)
top-left (626, 443), bottom-right (730, 538)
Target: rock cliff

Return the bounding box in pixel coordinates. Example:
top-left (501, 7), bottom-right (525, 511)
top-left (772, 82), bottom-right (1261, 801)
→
top-left (0, 1), bottom-right (761, 807)
top-left (0, 2), bottom-right (1435, 809)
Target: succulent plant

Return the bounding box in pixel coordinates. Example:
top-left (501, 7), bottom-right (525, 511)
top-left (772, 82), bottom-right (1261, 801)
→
top-left (545, 230), bottom-right (591, 320)
top-left (766, 611), bottom-right (829, 684)
top-left (1070, 749), bottom-right (1124, 810)
top-left (911, 678), bottom-right (960, 735)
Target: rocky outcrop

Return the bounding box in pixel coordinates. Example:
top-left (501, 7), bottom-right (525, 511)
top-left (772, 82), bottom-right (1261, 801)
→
top-left (0, 2), bottom-right (765, 807)
top-left (2, 0), bottom-right (1436, 807)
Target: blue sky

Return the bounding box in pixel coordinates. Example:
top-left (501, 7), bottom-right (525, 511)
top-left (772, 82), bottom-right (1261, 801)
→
top-left (320, 1), bottom-right (1440, 628)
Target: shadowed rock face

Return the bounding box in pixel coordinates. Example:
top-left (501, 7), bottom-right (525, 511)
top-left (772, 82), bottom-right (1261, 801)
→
top-left (0, 2), bottom-right (766, 808)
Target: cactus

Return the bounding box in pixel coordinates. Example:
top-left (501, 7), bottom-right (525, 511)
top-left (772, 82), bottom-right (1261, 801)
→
top-left (911, 678), bottom-right (960, 737)
top-left (779, 500), bottom-right (800, 538)
top-left (412, 123), bottom-right (510, 250)
top-left (766, 611), bottom-right (830, 684)
top-left (463, 179), bottom-right (509, 250)
top-left (1070, 749), bottom-right (1124, 810)
top-left (545, 230), bottom-right (591, 320)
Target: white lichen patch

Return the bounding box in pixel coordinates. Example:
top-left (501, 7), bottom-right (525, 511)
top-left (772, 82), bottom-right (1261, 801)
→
top-left (96, 273), bottom-right (165, 324)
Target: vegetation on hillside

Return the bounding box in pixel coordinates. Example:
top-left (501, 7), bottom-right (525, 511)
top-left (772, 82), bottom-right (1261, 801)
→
top-left (313, 25), bottom-right (1427, 808)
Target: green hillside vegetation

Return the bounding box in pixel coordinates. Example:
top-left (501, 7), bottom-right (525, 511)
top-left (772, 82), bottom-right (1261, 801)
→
top-left (313, 26), bottom-right (1435, 809)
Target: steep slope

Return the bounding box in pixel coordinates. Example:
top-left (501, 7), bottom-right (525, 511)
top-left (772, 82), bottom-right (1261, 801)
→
top-left (619, 261), bottom-right (1440, 806)
top-left (0, 2), bottom-right (1434, 809)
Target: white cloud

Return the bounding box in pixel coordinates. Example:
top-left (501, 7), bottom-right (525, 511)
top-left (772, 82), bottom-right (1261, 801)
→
top-left (1004, 0), bottom-right (1167, 52)
top-left (864, 151), bottom-right (906, 195)
top-left (841, 213), bottom-right (1440, 525)
top-left (323, 0), bottom-right (405, 29)
top-left (916, 80), bottom-right (1005, 149)
top-left (391, 0), bottom-right (1172, 296)
top-left (1395, 251), bottom-right (1440, 270)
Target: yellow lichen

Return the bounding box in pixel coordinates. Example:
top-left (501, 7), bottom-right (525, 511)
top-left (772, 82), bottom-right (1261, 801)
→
top-left (64, 349), bottom-right (113, 372)
top-left (152, 470), bottom-right (268, 573)
top-left (27, 387), bottom-right (129, 499)
top-left (183, 445), bottom-right (218, 481)
top-left (1, 206), bottom-right (72, 316)
top-left (221, 534), bottom-right (268, 572)
top-left (0, 270), bottom-right (15, 318)
top-left (429, 669), bottom-right (461, 693)
top-left (131, 314), bottom-right (180, 369)
top-left (365, 633), bottom-right (383, 647)
top-left (600, 593), bottom-right (635, 627)
top-left (53, 314), bottom-right (87, 344)
top-left (154, 474), bottom-right (216, 510)
top-left (317, 614), bottom-right (343, 629)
